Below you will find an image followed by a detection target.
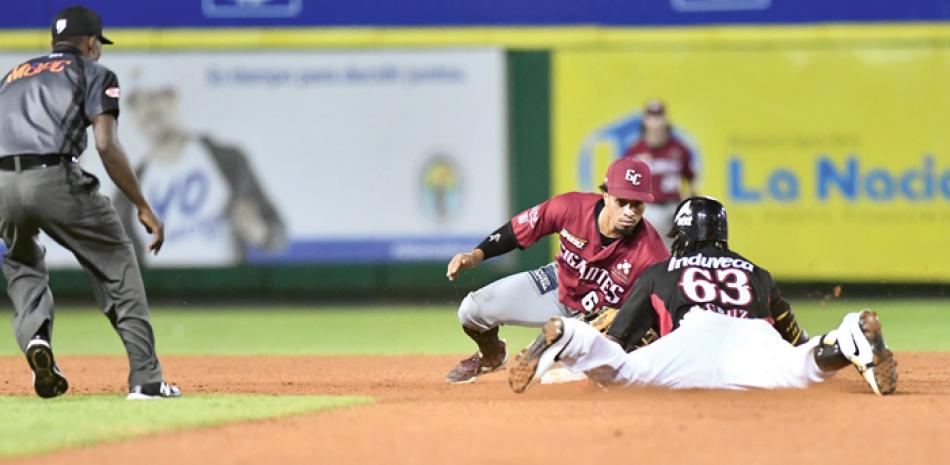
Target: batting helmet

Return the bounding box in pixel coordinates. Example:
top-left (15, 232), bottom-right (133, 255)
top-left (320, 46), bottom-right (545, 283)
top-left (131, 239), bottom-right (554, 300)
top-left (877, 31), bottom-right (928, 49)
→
top-left (668, 196), bottom-right (728, 256)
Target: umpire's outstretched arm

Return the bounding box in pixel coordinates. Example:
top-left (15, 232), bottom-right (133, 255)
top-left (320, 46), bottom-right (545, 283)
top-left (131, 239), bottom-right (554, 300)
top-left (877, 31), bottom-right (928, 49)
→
top-left (92, 114), bottom-right (164, 254)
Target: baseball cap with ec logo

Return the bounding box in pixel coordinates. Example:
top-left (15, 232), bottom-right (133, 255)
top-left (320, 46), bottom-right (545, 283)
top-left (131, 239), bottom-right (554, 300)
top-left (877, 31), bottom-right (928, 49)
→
top-left (51, 6), bottom-right (113, 45)
top-left (604, 158), bottom-right (655, 203)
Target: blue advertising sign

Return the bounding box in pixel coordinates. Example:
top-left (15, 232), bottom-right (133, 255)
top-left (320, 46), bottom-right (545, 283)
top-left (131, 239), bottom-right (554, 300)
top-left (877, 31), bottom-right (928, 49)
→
top-left (2, 0), bottom-right (948, 28)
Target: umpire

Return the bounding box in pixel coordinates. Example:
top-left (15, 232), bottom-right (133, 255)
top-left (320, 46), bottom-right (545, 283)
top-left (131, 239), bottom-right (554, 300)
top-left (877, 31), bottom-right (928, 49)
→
top-left (0, 6), bottom-right (180, 399)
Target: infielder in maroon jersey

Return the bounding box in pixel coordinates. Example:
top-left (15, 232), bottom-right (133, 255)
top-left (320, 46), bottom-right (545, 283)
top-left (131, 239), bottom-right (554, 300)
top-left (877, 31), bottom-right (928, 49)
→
top-left (624, 100), bottom-right (697, 248)
top-left (444, 158), bottom-right (669, 384)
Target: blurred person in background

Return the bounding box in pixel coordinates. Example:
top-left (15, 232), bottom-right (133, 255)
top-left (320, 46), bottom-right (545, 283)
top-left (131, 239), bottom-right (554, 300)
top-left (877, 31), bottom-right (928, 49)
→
top-left (623, 100), bottom-right (697, 248)
top-left (116, 71), bottom-right (287, 266)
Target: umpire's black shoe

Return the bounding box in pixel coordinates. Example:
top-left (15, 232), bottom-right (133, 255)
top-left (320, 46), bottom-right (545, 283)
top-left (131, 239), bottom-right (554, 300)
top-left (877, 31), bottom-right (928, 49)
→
top-left (26, 339), bottom-right (69, 399)
top-left (128, 381), bottom-right (182, 400)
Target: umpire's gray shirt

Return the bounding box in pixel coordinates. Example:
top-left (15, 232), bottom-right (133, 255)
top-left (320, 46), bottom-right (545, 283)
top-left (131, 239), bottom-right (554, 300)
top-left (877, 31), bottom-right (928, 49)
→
top-left (0, 44), bottom-right (120, 157)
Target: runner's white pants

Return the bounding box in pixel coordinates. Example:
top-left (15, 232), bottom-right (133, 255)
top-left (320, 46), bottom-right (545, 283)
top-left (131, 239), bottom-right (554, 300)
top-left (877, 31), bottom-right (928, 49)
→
top-left (557, 310), bottom-right (833, 390)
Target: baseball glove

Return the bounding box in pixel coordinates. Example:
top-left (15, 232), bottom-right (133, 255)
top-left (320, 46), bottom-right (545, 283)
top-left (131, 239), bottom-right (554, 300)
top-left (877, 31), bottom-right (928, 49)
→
top-left (583, 307), bottom-right (619, 333)
top-left (629, 328), bottom-right (659, 350)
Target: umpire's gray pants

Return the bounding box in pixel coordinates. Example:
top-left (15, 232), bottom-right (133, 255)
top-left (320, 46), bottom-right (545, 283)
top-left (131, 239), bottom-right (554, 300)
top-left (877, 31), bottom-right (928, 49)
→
top-left (0, 163), bottom-right (163, 387)
top-left (458, 263), bottom-right (576, 332)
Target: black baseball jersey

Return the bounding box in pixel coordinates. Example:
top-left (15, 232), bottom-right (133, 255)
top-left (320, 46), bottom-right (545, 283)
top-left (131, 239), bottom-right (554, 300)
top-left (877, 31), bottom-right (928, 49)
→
top-left (607, 245), bottom-right (807, 352)
top-left (0, 44), bottom-right (120, 157)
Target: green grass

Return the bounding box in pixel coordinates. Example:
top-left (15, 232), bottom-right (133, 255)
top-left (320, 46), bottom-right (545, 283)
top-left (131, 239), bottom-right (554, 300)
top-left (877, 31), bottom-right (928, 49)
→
top-left (791, 300), bottom-right (949, 351)
top-left (0, 394), bottom-right (372, 459)
top-left (0, 300), bottom-right (943, 459)
top-left (0, 300), bottom-right (946, 355)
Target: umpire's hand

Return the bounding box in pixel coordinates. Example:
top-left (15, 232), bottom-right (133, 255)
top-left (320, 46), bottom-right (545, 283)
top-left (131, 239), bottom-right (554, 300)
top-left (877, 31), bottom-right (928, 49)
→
top-left (446, 249), bottom-right (485, 281)
top-left (138, 207), bottom-right (165, 255)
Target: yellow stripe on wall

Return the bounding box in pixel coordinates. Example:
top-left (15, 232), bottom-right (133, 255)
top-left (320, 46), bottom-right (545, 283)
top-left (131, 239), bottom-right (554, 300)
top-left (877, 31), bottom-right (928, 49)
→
top-left (3, 23), bottom-right (950, 51)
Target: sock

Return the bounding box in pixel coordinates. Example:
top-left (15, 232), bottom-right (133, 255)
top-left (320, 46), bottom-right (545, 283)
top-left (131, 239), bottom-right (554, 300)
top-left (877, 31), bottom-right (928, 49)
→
top-left (813, 332), bottom-right (851, 372)
top-left (462, 325), bottom-right (504, 358)
top-left (32, 321), bottom-right (51, 342)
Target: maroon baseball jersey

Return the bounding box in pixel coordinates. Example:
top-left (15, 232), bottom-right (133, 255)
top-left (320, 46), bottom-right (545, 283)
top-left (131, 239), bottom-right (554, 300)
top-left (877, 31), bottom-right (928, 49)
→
top-left (511, 192), bottom-right (669, 313)
top-left (623, 137), bottom-right (695, 204)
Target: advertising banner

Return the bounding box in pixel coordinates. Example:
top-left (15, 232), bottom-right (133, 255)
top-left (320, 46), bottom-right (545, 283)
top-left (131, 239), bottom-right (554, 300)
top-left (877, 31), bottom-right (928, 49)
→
top-left (3, 0), bottom-right (947, 28)
top-left (553, 45), bottom-right (950, 281)
top-left (0, 49), bottom-right (508, 267)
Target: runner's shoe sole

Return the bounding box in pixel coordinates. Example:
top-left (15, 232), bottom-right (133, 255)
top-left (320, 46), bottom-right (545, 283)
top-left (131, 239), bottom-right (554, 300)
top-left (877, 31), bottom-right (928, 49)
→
top-left (508, 318), bottom-right (565, 394)
top-left (856, 310), bottom-right (898, 396)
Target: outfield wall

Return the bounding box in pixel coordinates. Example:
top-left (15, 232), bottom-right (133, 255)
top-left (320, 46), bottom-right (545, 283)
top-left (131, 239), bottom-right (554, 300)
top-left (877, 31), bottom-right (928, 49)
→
top-left (0, 49), bottom-right (551, 299)
top-left (551, 44), bottom-right (950, 282)
top-left (1, 20), bottom-right (947, 298)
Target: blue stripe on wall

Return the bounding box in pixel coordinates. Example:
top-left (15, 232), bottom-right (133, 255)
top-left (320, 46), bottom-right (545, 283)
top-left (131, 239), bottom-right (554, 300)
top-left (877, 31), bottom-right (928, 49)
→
top-left (247, 236), bottom-right (484, 264)
top-left (0, 236), bottom-right (484, 265)
top-left (4, 0), bottom-right (950, 28)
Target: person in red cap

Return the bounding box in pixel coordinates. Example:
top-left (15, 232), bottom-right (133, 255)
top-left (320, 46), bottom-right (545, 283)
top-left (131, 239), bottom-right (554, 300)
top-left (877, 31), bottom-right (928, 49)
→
top-left (443, 158), bottom-right (669, 383)
top-left (623, 100), bottom-right (698, 248)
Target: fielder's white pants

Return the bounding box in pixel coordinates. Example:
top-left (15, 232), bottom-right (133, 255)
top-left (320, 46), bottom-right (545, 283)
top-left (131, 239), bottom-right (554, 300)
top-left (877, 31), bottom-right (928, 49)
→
top-left (557, 310), bottom-right (833, 390)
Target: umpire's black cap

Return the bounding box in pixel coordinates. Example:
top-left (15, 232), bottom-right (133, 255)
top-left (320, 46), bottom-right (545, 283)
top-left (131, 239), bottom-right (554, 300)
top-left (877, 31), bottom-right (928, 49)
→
top-left (51, 6), bottom-right (113, 45)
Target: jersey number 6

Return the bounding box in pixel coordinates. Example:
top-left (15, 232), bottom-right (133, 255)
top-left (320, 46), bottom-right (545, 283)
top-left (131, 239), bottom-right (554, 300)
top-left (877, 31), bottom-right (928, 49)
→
top-left (679, 267), bottom-right (753, 306)
top-left (581, 291), bottom-right (600, 312)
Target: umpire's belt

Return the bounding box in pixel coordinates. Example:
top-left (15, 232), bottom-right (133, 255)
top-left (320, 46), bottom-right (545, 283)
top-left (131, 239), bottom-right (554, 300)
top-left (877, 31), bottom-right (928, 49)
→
top-left (0, 154), bottom-right (76, 172)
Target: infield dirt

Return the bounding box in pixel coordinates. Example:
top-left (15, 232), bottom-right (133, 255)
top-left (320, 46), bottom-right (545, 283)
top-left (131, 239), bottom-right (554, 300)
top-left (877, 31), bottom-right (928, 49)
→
top-left (1, 352), bottom-right (948, 465)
